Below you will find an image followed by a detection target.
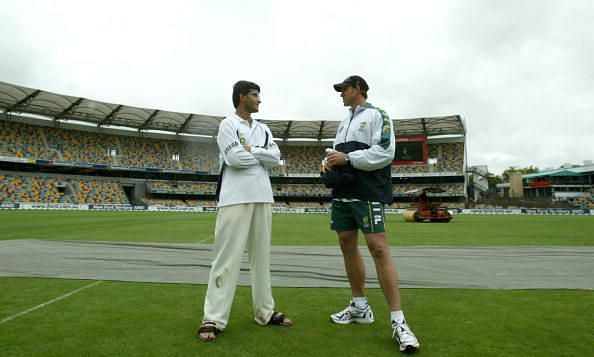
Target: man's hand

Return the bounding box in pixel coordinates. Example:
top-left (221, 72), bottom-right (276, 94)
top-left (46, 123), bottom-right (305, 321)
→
top-left (327, 151), bottom-right (348, 167)
top-left (243, 145), bottom-right (252, 153)
top-left (322, 151), bottom-right (348, 173)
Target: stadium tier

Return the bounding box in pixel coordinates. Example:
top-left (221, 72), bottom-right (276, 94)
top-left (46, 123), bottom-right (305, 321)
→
top-left (1, 120), bottom-right (465, 175)
top-left (74, 178), bottom-right (129, 204)
top-left (45, 124), bottom-right (118, 164)
top-left (141, 198), bottom-right (187, 207)
top-left (0, 119), bottom-right (467, 206)
top-left (148, 181), bottom-right (217, 195)
top-left (0, 120), bottom-right (50, 160)
top-left (0, 79), bottom-right (469, 207)
top-left (391, 142), bottom-right (464, 174)
top-left (281, 146), bottom-right (325, 175)
top-left (568, 196), bottom-right (594, 209)
top-left (0, 172), bottom-right (129, 205)
top-left (186, 200), bottom-right (217, 207)
top-left (393, 183), bottom-right (465, 195)
top-left (0, 173), bottom-right (64, 204)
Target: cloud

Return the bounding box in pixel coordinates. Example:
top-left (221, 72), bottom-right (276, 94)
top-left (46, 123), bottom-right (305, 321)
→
top-left (0, 0), bottom-right (593, 175)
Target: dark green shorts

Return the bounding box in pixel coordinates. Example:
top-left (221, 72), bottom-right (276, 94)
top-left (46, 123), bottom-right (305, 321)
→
top-left (330, 200), bottom-right (386, 234)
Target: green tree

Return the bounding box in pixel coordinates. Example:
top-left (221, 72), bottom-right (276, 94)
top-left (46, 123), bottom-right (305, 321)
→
top-left (501, 166), bottom-right (538, 181)
top-left (487, 173), bottom-right (503, 187)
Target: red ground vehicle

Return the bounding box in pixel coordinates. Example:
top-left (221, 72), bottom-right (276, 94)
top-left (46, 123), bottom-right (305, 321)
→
top-left (403, 188), bottom-right (453, 223)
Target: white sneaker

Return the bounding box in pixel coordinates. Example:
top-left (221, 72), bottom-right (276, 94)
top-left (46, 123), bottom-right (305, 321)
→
top-left (330, 300), bottom-right (374, 324)
top-left (392, 319), bottom-right (420, 353)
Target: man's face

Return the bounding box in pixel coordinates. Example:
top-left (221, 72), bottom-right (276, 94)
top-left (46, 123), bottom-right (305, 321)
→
top-left (242, 89), bottom-right (261, 113)
top-left (340, 85), bottom-right (359, 107)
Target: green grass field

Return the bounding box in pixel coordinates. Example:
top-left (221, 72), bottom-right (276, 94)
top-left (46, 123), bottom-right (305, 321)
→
top-left (0, 210), bottom-right (592, 245)
top-left (1, 211), bottom-right (593, 356)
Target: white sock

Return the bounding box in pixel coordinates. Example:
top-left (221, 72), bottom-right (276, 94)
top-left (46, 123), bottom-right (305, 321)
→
top-left (391, 310), bottom-right (405, 323)
top-left (352, 296), bottom-right (368, 309)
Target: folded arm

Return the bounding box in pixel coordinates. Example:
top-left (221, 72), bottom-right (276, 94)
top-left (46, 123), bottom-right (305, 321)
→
top-left (217, 120), bottom-right (260, 168)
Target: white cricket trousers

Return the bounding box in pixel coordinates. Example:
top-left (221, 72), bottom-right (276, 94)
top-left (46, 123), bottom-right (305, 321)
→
top-left (203, 203), bottom-right (275, 330)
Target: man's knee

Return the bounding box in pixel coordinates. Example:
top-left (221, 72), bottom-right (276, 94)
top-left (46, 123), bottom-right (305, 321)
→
top-left (339, 239), bottom-right (357, 253)
top-left (366, 233), bottom-right (391, 259)
top-left (338, 231), bottom-right (358, 252)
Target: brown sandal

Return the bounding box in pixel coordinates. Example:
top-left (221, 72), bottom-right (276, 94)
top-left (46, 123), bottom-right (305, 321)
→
top-left (197, 321), bottom-right (220, 342)
top-left (267, 311), bottom-right (292, 326)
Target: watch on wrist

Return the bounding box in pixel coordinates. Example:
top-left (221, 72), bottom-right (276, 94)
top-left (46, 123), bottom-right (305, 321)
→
top-left (344, 153), bottom-right (350, 163)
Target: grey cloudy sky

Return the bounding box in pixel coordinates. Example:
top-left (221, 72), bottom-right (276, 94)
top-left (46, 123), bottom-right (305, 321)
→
top-left (1, 0), bottom-right (593, 175)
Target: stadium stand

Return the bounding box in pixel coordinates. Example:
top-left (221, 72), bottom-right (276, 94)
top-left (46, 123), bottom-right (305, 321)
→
top-left (141, 198), bottom-right (187, 207)
top-left (272, 183), bottom-right (330, 196)
top-left (0, 121), bottom-right (222, 172)
top-left (280, 146), bottom-right (325, 175)
top-left (441, 142), bottom-right (465, 172)
top-left (0, 173), bottom-right (63, 203)
top-left (44, 125), bottom-right (117, 164)
top-left (391, 142), bottom-right (465, 175)
top-left (170, 141), bottom-right (220, 173)
top-left (0, 80), bottom-right (472, 208)
top-left (186, 200), bottom-right (217, 207)
top-left (148, 181), bottom-right (216, 194)
top-left (0, 120), bottom-right (51, 160)
top-left (0, 120), bottom-right (468, 206)
top-left (0, 172), bottom-right (129, 205)
top-left (73, 178), bottom-right (129, 205)
top-left (1, 120), bottom-right (465, 175)
top-left (273, 201), bottom-right (331, 208)
top-left (119, 136), bottom-right (174, 169)
top-left (393, 183), bottom-right (465, 195)
top-left (0, 120), bottom-right (467, 206)
top-left (569, 197), bottom-right (594, 209)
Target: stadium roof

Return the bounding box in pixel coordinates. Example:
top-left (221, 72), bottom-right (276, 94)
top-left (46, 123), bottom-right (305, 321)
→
top-left (0, 81), bottom-right (465, 140)
top-left (523, 165), bottom-right (594, 179)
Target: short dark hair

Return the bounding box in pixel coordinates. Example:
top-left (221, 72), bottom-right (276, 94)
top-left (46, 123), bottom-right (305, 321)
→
top-left (360, 88), bottom-right (368, 99)
top-left (232, 80), bottom-right (260, 108)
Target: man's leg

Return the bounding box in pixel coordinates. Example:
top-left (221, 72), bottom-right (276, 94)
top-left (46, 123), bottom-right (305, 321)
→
top-left (364, 232), bottom-right (401, 311)
top-left (338, 230), bottom-right (366, 297)
top-left (330, 229), bottom-right (375, 324)
top-left (202, 204), bottom-right (253, 331)
top-left (346, 201), bottom-right (400, 310)
top-left (365, 231), bottom-right (419, 352)
top-left (331, 201), bottom-right (366, 296)
top-left (247, 203), bottom-right (276, 325)
top-left (330, 201), bottom-right (374, 324)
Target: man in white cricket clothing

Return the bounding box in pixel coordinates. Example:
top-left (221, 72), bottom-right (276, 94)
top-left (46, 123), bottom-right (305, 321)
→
top-left (198, 80), bottom-right (292, 342)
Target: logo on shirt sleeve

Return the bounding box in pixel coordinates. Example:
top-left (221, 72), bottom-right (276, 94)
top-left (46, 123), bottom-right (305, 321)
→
top-left (224, 141), bottom-right (239, 154)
